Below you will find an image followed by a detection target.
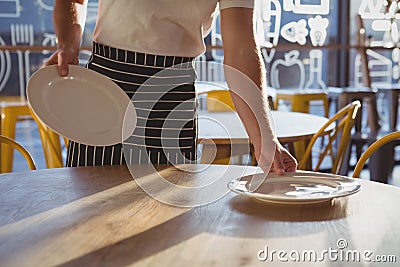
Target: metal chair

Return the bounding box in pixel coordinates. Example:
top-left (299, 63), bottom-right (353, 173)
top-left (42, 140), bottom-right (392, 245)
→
top-left (0, 96), bottom-right (31, 173)
top-left (333, 89), bottom-right (381, 176)
top-left (199, 90), bottom-right (274, 112)
top-left (30, 111), bottom-right (66, 168)
top-left (0, 96), bottom-right (66, 170)
top-left (298, 101), bottom-right (361, 174)
top-left (274, 89), bottom-right (329, 117)
top-left (0, 135), bottom-right (36, 172)
top-left (352, 131), bottom-right (400, 179)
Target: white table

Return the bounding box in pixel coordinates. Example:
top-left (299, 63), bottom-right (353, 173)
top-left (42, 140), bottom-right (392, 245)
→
top-left (198, 110), bottom-right (332, 164)
top-left (199, 110), bottom-right (331, 144)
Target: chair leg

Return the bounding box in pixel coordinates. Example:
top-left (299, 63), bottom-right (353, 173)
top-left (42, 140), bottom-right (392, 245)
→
top-left (1, 105), bottom-right (31, 172)
top-left (368, 142), bottom-right (395, 183)
top-left (1, 111), bottom-right (18, 173)
top-left (339, 141), bottom-right (352, 176)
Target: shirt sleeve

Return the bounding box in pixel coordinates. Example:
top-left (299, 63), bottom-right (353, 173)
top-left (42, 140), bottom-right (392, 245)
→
top-left (219, 0), bottom-right (255, 10)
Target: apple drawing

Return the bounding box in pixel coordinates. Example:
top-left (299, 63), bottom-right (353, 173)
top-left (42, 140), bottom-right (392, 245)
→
top-left (271, 50), bottom-right (305, 89)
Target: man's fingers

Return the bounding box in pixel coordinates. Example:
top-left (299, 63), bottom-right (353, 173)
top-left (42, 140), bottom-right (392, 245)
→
top-left (43, 53), bottom-right (58, 67)
top-left (284, 161), bottom-right (297, 172)
top-left (57, 51), bottom-right (69, 77)
top-left (273, 150), bottom-right (285, 175)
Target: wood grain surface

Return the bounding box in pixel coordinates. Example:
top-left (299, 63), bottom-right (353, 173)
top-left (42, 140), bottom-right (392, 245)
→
top-left (0, 165), bottom-right (399, 267)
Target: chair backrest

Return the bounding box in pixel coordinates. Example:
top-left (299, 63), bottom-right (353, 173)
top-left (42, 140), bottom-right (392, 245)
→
top-left (0, 135), bottom-right (36, 172)
top-left (30, 110), bottom-right (65, 168)
top-left (201, 90), bottom-right (235, 112)
top-left (199, 90), bottom-right (274, 112)
top-left (352, 131), bottom-right (400, 178)
top-left (298, 101), bottom-right (361, 174)
top-left (338, 90), bottom-right (380, 134)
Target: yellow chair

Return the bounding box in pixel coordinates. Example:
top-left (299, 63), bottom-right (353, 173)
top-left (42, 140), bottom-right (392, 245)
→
top-left (274, 89), bottom-right (329, 163)
top-left (0, 135), bottom-right (36, 172)
top-left (199, 90), bottom-right (275, 112)
top-left (352, 131), bottom-right (400, 178)
top-left (203, 90), bottom-right (235, 112)
top-left (298, 101), bottom-right (361, 174)
top-left (0, 96), bottom-right (66, 170)
top-left (0, 96), bottom-right (31, 173)
top-left (274, 89), bottom-right (329, 117)
top-left (31, 111), bottom-right (66, 168)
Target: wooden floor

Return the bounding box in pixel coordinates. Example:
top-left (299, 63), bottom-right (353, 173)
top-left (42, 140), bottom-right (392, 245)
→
top-left (9, 103), bottom-right (400, 186)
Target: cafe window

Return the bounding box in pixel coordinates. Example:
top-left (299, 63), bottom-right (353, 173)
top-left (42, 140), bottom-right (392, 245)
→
top-left (1, 0), bottom-right (400, 95)
top-left (201, 0), bottom-right (343, 89)
top-left (349, 0), bottom-right (400, 87)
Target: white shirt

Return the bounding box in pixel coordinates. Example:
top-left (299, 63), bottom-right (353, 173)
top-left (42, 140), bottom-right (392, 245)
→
top-left (93, 0), bottom-right (254, 57)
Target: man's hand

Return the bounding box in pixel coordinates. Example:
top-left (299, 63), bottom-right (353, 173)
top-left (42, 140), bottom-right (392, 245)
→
top-left (271, 142), bottom-right (298, 175)
top-left (256, 141), bottom-right (298, 175)
top-left (43, 47), bottom-right (79, 77)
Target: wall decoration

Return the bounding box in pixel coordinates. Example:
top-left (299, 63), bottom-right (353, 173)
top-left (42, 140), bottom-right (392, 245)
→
top-left (271, 50), bottom-right (305, 89)
top-left (308, 15), bottom-right (329, 46)
top-left (392, 48), bottom-right (400, 80)
top-left (364, 0), bottom-right (400, 46)
top-left (255, 0), bottom-right (282, 63)
top-left (305, 49), bottom-right (326, 90)
top-left (41, 32), bottom-right (57, 64)
top-left (283, 0), bottom-right (330, 15)
top-left (11, 23), bottom-right (34, 96)
top-left (0, 36), bottom-right (12, 92)
top-left (37, 0), bottom-right (53, 11)
top-left (355, 49), bottom-right (392, 86)
top-left (0, 0), bottom-right (21, 18)
top-left (280, 19), bottom-right (308, 45)
top-left (359, 0), bottom-right (385, 19)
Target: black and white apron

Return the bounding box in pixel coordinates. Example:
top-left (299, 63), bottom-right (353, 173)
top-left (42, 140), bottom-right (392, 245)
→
top-left (66, 42), bottom-right (198, 166)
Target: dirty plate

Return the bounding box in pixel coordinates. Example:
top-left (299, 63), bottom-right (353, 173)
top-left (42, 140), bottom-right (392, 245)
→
top-left (228, 171), bottom-right (361, 204)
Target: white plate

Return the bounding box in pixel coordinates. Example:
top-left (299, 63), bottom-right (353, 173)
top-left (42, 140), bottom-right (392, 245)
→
top-left (27, 65), bottom-right (136, 146)
top-left (228, 171), bottom-right (361, 204)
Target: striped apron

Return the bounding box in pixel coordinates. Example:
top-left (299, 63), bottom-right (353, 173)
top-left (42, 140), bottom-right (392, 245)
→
top-left (66, 42), bottom-right (198, 166)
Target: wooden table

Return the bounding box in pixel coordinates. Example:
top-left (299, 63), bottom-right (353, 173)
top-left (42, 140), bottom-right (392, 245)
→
top-left (0, 165), bottom-right (399, 266)
top-left (198, 110), bottom-right (332, 163)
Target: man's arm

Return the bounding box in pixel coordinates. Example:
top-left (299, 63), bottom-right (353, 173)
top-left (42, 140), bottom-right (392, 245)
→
top-left (43, 0), bottom-right (88, 76)
top-left (220, 7), bottom-right (297, 174)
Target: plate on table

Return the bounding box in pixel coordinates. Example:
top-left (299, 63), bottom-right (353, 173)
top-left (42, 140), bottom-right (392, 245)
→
top-left (228, 171), bottom-right (361, 204)
top-left (27, 65), bottom-right (136, 146)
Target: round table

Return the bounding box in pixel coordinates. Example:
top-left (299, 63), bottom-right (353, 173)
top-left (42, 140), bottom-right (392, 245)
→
top-left (199, 110), bottom-right (331, 144)
top-left (198, 110), bottom-right (333, 165)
